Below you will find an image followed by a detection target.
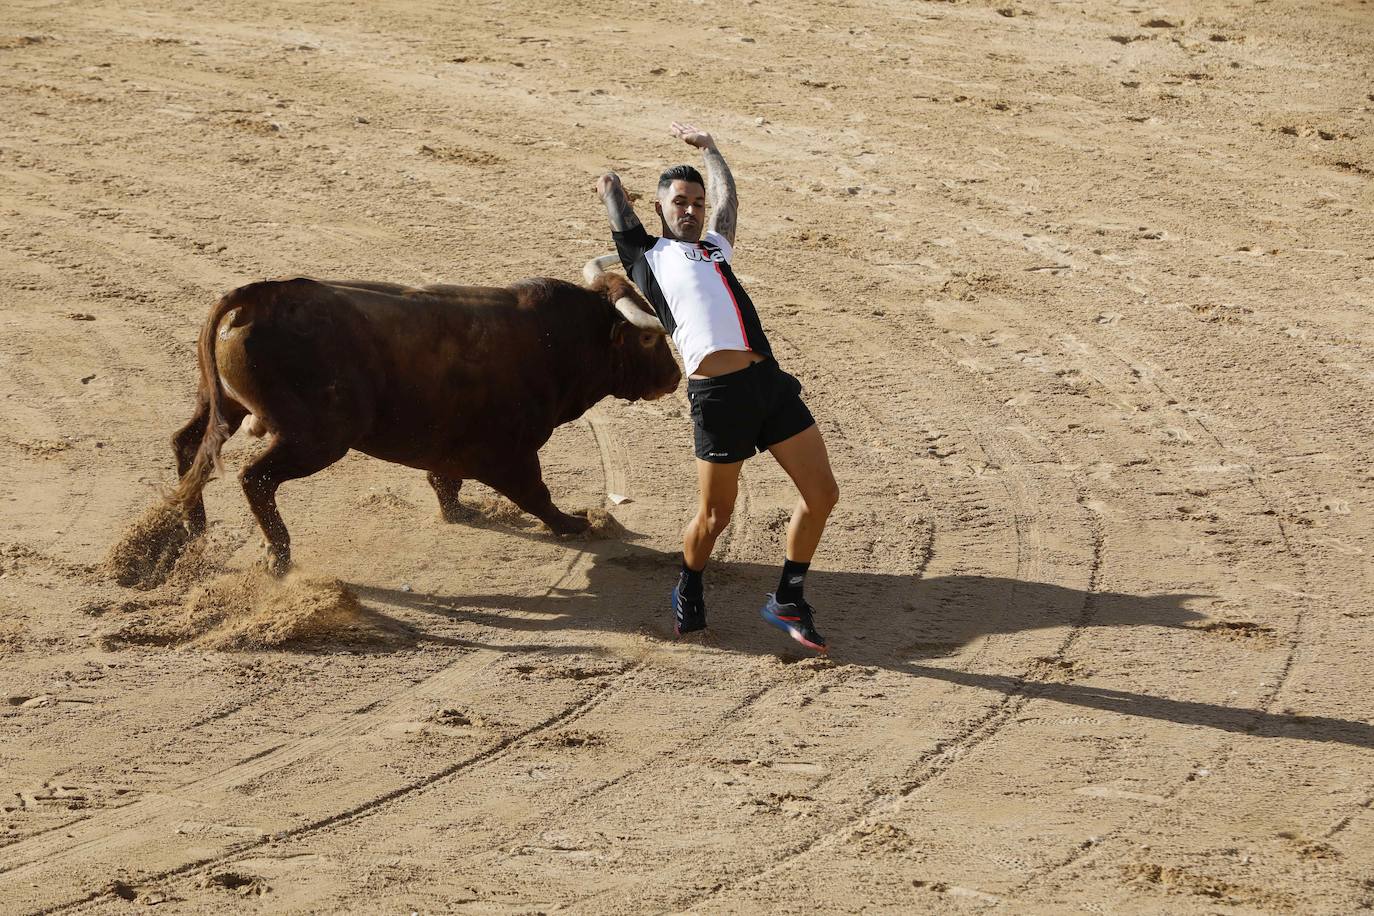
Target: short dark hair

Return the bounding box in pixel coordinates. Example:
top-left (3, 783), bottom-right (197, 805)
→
top-left (658, 164), bottom-right (705, 195)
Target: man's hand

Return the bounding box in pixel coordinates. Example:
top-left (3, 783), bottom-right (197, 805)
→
top-left (671, 121), bottom-right (715, 150)
top-left (597, 170), bottom-right (642, 233)
top-left (596, 171), bottom-right (623, 199)
top-left (671, 122), bottom-right (738, 246)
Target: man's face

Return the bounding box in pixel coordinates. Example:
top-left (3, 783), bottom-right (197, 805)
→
top-left (655, 179), bottom-right (707, 242)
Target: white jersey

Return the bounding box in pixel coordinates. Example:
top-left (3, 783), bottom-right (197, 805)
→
top-left (613, 226), bottom-right (772, 376)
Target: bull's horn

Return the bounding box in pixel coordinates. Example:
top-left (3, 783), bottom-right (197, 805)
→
top-left (615, 297), bottom-right (666, 334)
top-left (583, 254), bottom-right (621, 285)
top-left (585, 254), bottom-right (665, 333)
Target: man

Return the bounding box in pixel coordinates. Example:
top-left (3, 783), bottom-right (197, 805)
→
top-left (595, 122), bottom-right (839, 653)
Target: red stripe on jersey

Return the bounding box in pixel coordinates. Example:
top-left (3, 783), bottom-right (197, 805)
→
top-left (703, 243), bottom-right (751, 351)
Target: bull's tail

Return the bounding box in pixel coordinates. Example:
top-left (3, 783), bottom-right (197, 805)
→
top-left (169, 291), bottom-right (242, 513)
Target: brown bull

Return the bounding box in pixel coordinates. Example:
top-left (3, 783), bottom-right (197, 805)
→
top-left (169, 257), bottom-right (679, 572)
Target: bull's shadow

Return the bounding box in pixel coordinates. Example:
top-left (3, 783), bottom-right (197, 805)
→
top-left (354, 539), bottom-right (1374, 751)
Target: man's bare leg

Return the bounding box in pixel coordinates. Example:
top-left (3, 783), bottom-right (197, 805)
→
top-left (673, 457), bottom-right (745, 634)
top-left (683, 457), bottom-right (745, 570)
top-left (758, 424), bottom-right (838, 653)
top-left (768, 424), bottom-right (839, 563)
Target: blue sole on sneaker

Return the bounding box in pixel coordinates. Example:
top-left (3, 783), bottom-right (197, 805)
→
top-left (760, 605), bottom-right (827, 653)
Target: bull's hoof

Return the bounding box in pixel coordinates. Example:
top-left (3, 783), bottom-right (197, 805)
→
top-left (549, 513), bottom-right (592, 538)
top-left (258, 548), bottom-right (292, 578)
top-left (184, 509), bottom-right (208, 539)
top-left (438, 505), bottom-right (473, 525)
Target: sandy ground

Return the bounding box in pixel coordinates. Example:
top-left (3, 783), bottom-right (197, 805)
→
top-left (2, 0), bottom-right (1373, 912)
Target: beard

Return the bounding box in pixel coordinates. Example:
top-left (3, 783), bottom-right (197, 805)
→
top-left (666, 219), bottom-right (702, 242)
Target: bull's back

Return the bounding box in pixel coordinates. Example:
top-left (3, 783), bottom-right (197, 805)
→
top-left (314, 280), bottom-right (563, 469)
top-left (213, 277), bottom-right (575, 473)
top-left (317, 279), bottom-right (540, 397)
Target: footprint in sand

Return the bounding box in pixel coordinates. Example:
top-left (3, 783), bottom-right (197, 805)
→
top-left (104, 881), bottom-right (168, 905)
top-left (912, 881), bottom-right (1001, 904)
top-left (1191, 620), bottom-right (1279, 649)
top-left (428, 707), bottom-right (497, 728)
top-left (511, 830), bottom-right (620, 863)
top-left (1074, 782), bottom-right (1168, 804)
top-left (538, 729), bottom-right (604, 748)
top-left (849, 822), bottom-right (914, 854)
top-left (199, 871), bottom-right (270, 897)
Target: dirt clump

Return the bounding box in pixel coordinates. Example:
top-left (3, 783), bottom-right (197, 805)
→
top-left (107, 569), bottom-right (383, 651)
top-left (101, 501), bottom-right (197, 590)
top-left (199, 871), bottom-right (270, 897)
top-left (581, 507), bottom-right (626, 540)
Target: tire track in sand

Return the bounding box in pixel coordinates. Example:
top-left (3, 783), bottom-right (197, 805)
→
top-left (1000, 327), bottom-right (1324, 895)
top-left (678, 492), bottom-right (1098, 897)
top-left (4, 398), bottom-right (658, 914)
top-left (564, 310), bottom-right (1104, 912)
top-left (378, 336), bottom-right (940, 890)
top-left (149, 305), bottom-right (947, 911)
top-left (874, 301), bottom-right (1307, 902)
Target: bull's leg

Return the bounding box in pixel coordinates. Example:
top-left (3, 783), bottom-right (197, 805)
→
top-left (239, 436), bottom-right (349, 575)
top-left (480, 453), bottom-right (589, 536)
top-left (427, 472), bottom-right (467, 523)
top-left (171, 393), bottom-right (245, 536)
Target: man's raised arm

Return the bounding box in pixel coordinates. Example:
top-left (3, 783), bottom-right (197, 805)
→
top-left (671, 121), bottom-right (738, 247)
top-left (596, 171), bottom-right (643, 234)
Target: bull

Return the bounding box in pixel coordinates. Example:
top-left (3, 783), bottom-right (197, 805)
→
top-left (168, 256), bottom-right (678, 573)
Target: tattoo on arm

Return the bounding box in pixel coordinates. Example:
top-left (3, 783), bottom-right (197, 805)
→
top-left (702, 146), bottom-right (739, 246)
top-left (602, 179), bottom-right (643, 234)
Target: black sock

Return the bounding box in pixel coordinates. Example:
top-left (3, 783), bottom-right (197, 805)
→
top-left (679, 561), bottom-right (704, 600)
top-left (776, 559), bottom-right (810, 604)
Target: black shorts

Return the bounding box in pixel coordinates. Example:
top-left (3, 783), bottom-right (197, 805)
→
top-left (687, 358), bottom-right (816, 463)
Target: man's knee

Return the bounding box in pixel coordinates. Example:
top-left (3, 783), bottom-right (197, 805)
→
top-left (700, 503), bottom-right (734, 537)
top-left (808, 478), bottom-right (839, 515)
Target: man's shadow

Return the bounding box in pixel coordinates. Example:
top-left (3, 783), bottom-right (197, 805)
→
top-left (354, 539), bottom-right (1374, 751)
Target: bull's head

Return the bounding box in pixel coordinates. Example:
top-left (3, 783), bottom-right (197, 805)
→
top-left (584, 255), bottom-right (681, 401)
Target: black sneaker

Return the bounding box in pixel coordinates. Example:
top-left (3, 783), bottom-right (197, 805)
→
top-left (760, 594), bottom-right (827, 653)
top-left (672, 582), bottom-right (707, 635)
